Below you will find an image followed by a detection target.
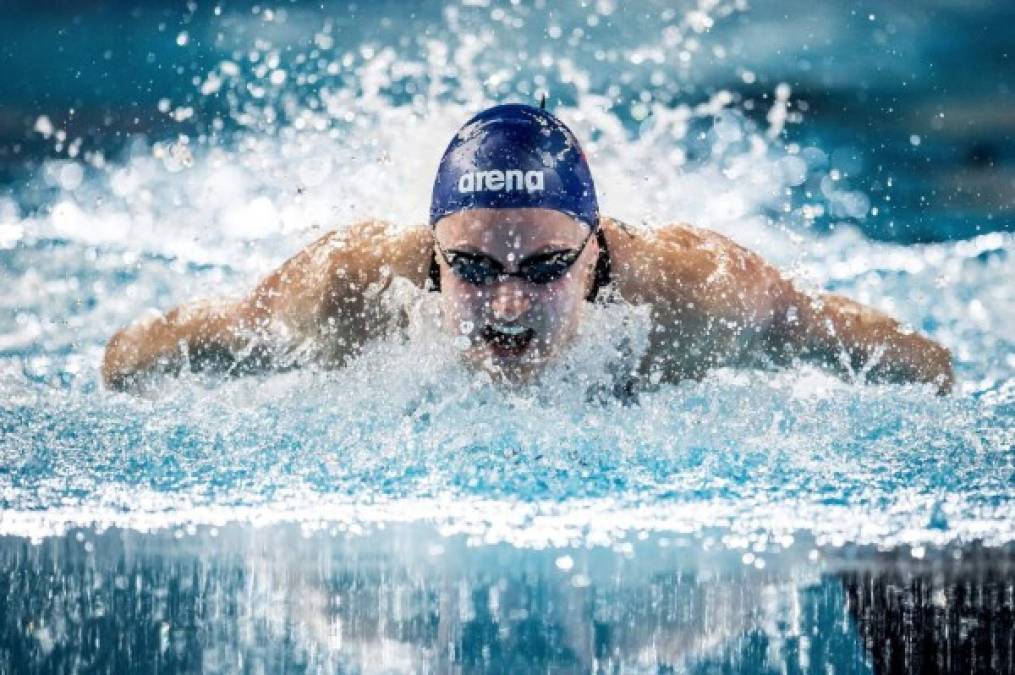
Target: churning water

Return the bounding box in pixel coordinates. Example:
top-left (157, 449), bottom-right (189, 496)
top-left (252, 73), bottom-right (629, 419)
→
top-left (0, 0), bottom-right (1012, 671)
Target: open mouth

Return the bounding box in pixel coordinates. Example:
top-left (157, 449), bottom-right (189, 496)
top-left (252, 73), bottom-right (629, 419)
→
top-left (480, 323), bottom-right (536, 358)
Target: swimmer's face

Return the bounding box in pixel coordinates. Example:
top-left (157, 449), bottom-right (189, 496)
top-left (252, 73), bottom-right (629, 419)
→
top-left (433, 208), bottom-right (599, 381)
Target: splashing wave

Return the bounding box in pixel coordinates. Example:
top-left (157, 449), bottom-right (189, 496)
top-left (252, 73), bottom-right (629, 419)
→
top-left (1, 0), bottom-right (1012, 551)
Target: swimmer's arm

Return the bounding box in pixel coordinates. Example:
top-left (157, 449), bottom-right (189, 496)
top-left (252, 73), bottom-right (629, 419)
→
top-left (772, 290), bottom-right (955, 394)
top-left (606, 220), bottom-right (953, 393)
top-left (101, 298), bottom-right (256, 392)
top-left (644, 223), bottom-right (954, 392)
top-left (101, 222), bottom-right (433, 392)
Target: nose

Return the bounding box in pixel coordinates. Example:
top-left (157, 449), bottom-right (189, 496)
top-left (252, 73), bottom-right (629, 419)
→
top-left (489, 279), bottom-right (532, 322)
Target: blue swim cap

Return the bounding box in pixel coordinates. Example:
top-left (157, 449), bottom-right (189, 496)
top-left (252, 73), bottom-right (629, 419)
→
top-left (429, 104), bottom-right (599, 230)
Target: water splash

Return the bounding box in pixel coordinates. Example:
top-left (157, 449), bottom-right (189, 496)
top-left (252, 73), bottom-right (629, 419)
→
top-left (0, 0), bottom-right (1012, 553)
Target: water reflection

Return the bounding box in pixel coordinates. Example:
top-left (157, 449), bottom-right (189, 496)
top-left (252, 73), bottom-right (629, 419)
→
top-left (2, 524), bottom-right (1009, 672)
top-left (845, 566), bottom-right (1015, 674)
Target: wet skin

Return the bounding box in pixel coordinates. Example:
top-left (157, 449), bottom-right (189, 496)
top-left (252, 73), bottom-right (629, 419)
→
top-left (101, 209), bottom-right (955, 394)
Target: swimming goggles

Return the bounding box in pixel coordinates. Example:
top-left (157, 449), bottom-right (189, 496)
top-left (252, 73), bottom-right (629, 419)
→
top-left (434, 229), bottom-right (594, 286)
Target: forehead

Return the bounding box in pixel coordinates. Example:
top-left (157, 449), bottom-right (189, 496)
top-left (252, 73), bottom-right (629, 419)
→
top-left (434, 208), bottom-right (588, 251)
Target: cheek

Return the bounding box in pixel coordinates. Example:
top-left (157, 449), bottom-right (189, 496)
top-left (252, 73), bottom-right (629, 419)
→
top-left (441, 280), bottom-right (487, 321)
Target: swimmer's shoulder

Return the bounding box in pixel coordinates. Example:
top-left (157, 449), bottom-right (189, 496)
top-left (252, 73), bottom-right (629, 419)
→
top-left (600, 216), bottom-right (706, 250)
top-left (244, 221), bottom-right (433, 323)
top-left (601, 216), bottom-right (790, 328)
top-left (307, 221), bottom-right (434, 290)
top-left (599, 217), bottom-right (716, 301)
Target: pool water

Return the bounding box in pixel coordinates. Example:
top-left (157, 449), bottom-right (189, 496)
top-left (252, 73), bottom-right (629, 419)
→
top-left (1, 0), bottom-right (1013, 671)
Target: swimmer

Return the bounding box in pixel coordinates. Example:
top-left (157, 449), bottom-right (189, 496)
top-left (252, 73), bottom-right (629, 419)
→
top-left (102, 104), bottom-right (954, 394)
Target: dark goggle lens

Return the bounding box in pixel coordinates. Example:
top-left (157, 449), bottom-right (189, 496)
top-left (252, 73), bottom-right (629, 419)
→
top-left (449, 255), bottom-right (576, 285)
top-left (448, 256), bottom-right (501, 285)
top-left (517, 255), bottom-right (575, 284)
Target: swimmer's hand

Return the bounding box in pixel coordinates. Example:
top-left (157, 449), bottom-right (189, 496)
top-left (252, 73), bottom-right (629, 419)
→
top-left (102, 221), bottom-right (433, 393)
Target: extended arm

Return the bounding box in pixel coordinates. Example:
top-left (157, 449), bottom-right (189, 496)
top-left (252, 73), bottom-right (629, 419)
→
top-left (101, 221), bottom-right (432, 392)
top-left (604, 220), bottom-right (953, 393)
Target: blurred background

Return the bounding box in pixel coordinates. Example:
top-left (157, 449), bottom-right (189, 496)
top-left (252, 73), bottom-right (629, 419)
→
top-left (1, 0), bottom-right (1012, 242)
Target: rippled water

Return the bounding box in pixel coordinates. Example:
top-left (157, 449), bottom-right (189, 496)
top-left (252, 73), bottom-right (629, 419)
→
top-left (1, 0), bottom-right (1013, 670)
